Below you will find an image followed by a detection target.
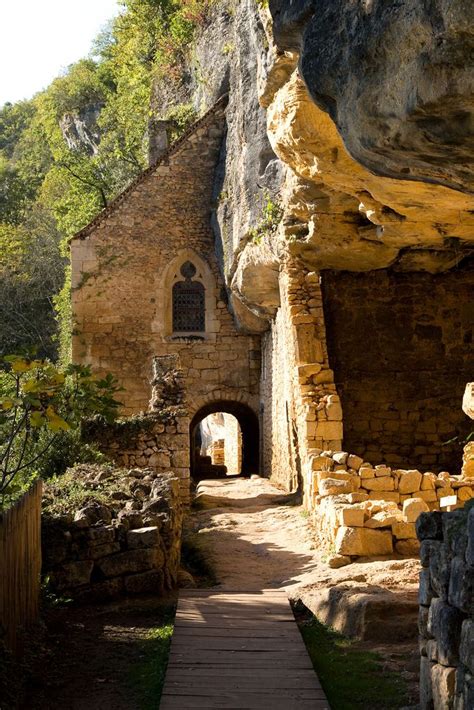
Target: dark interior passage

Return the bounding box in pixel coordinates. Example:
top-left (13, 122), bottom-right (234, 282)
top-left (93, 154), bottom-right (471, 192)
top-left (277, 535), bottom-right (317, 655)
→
top-left (190, 401), bottom-right (259, 481)
top-left (322, 262), bottom-right (474, 472)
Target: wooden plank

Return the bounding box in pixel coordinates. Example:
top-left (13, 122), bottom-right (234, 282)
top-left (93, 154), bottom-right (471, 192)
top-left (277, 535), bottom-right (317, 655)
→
top-left (164, 677), bottom-right (323, 690)
top-left (162, 688), bottom-right (325, 699)
top-left (173, 627), bottom-right (302, 638)
top-left (161, 695), bottom-right (327, 710)
top-left (173, 636), bottom-right (301, 651)
top-left (160, 589), bottom-right (329, 709)
top-left (164, 668), bottom-right (320, 679)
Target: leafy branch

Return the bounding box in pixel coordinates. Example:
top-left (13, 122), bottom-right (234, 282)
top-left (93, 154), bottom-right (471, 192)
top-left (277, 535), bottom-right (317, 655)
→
top-left (0, 355), bottom-right (122, 499)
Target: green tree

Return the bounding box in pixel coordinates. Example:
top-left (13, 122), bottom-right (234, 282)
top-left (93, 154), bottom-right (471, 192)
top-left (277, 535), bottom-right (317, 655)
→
top-left (0, 355), bottom-right (121, 501)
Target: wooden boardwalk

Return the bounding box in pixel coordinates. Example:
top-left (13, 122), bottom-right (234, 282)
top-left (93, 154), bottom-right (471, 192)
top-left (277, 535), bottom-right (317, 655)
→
top-left (160, 589), bottom-right (329, 709)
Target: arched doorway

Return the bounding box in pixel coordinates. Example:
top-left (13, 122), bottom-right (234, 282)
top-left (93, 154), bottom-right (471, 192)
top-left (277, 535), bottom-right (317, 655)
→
top-left (190, 401), bottom-right (259, 481)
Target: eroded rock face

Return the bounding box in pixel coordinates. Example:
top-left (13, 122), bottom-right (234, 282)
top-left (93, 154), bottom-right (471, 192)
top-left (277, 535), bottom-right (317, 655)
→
top-left (270, 0), bottom-right (474, 193)
top-left (265, 69), bottom-right (473, 273)
top-left (261, 1), bottom-right (474, 276)
top-left (149, 1), bottom-right (284, 331)
top-left (59, 104), bottom-right (102, 156)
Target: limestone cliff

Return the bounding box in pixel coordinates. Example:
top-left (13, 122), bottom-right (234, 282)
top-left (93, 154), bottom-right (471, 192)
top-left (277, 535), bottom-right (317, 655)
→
top-left (150, 1), bottom-right (285, 330)
top-left (147, 0), bottom-right (473, 472)
top-left (264, 0), bottom-right (474, 275)
top-left (150, 0), bottom-right (473, 326)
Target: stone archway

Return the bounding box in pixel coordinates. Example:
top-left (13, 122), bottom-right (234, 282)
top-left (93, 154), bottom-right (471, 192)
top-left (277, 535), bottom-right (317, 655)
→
top-left (189, 401), bottom-right (260, 480)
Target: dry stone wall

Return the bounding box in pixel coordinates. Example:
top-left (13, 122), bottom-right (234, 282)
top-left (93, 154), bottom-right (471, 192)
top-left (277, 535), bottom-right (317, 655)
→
top-left (417, 502), bottom-right (474, 710)
top-left (84, 415), bottom-right (191, 503)
top-left (42, 469), bottom-right (182, 602)
top-left (262, 257), bottom-right (343, 489)
top-left (262, 258), bottom-right (474, 563)
top-left (306, 449), bottom-right (474, 563)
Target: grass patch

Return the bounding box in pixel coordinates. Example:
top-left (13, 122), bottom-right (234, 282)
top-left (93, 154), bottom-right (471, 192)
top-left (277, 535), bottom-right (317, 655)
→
top-left (296, 607), bottom-right (409, 710)
top-left (127, 606), bottom-right (175, 709)
top-left (181, 535), bottom-right (217, 587)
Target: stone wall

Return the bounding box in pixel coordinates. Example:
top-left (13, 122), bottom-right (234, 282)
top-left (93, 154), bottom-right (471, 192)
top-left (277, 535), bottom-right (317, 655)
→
top-left (262, 257), bottom-right (343, 489)
top-left (260, 258), bottom-right (474, 564)
top-left (70, 100), bottom-right (260, 423)
top-left (306, 450), bottom-right (474, 563)
top-left (42, 470), bottom-right (183, 603)
top-left (417, 502), bottom-right (474, 709)
top-left (222, 413), bottom-right (241, 476)
top-left (322, 266), bottom-right (474, 471)
top-left (84, 415), bottom-right (191, 503)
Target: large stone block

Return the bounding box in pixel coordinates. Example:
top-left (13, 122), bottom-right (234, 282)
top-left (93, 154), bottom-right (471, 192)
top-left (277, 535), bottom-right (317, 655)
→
top-left (431, 663), bottom-right (456, 710)
top-left (448, 556), bottom-right (474, 615)
top-left (429, 598), bottom-right (465, 667)
top-left (319, 478), bottom-right (354, 497)
top-left (335, 526), bottom-right (393, 556)
top-left (398, 470), bottom-right (423, 494)
top-left (404, 497), bottom-right (430, 522)
top-left (429, 542), bottom-right (452, 601)
top-left (316, 421), bottom-right (343, 441)
top-left (361, 477), bottom-right (395, 492)
top-left (337, 507), bottom-right (365, 527)
top-left (420, 539), bottom-right (439, 568)
top-left (127, 526), bottom-right (161, 549)
top-left (419, 569), bottom-right (435, 607)
top-left (51, 560), bottom-right (94, 591)
top-left (88, 542), bottom-right (121, 560)
top-left (310, 454), bottom-right (333, 471)
top-left (395, 539), bottom-right (420, 557)
top-left (392, 521), bottom-right (417, 539)
top-left (459, 619), bottom-right (474, 674)
top-left (347, 454), bottom-right (363, 471)
top-left (96, 548), bottom-right (164, 578)
top-left (365, 511), bottom-right (401, 529)
top-left (420, 656), bottom-right (434, 710)
top-left (419, 604), bottom-right (431, 639)
top-left (466, 507), bottom-right (474, 567)
top-left (87, 525), bottom-right (116, 543)
top-left (369, 491), bottom-right (400, 503)
top-left (417, 511), bottom-right (444, 541)
top-left (124, 570), bottom-right (165, 595)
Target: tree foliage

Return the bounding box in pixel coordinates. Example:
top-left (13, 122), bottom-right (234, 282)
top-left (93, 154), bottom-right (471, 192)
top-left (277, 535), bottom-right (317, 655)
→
top-left (0, 355), bottom-right (121, 502)
top-left (0, 0), bottom-right (213, 358)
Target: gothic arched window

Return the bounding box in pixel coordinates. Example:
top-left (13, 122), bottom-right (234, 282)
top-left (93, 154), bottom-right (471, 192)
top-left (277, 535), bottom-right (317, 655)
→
top-left (172, 261), bottom-right (205, 332)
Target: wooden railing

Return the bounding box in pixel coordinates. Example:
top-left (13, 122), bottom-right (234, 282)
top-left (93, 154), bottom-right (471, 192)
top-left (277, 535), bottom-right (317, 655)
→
top-left (0, 480), bottom-right (42, 655)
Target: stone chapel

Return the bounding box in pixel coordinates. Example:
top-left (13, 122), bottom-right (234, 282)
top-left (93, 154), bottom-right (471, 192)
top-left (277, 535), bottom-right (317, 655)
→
top-left (70, 98), bottom-right (261, 500)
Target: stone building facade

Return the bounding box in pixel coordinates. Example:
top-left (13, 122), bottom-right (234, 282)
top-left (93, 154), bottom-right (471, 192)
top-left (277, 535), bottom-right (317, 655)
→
top-left (70, 93), bottom-right (472, 518)
top-left (70, 99), bottom-right (261, 501)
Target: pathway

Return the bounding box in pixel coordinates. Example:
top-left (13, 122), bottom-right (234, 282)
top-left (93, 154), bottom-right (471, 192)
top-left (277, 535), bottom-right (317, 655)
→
top-left (160, 477), bottom-right (330, 709)
top-left (160, 589), bottom-right (328, 709)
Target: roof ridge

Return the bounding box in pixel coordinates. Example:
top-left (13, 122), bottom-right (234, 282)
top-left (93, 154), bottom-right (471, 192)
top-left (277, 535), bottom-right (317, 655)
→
top-left (71, 94), bottom-right (228, 242)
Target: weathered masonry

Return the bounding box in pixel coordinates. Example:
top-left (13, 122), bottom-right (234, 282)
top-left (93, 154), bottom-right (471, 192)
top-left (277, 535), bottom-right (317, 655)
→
top-left (70, 99), bottom-right (261, 501)
top-left (71, 95), bottom-right (473, 521)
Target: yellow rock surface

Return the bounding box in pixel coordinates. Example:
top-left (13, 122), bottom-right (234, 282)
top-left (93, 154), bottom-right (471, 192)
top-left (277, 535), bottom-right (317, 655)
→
top-left (403, 497), bottom-right (430, 523)
top-left (335, 526), bottom-right (393, 556)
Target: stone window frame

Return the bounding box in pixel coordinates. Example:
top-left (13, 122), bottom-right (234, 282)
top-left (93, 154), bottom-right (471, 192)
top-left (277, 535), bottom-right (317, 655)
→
top-left (153, 248), bottom-right (218, 341)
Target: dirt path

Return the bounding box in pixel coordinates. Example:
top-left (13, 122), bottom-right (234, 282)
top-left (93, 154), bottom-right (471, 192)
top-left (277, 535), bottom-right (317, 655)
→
top-left (186, 477), bottom-right (421, 707)
top-left (186, 477), bottom-right (320, 590)
top-left (186, 476), bottom-right (420, 599)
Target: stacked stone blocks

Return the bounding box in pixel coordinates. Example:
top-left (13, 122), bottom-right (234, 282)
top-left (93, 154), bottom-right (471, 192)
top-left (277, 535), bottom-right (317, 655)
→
top-left (307, 448), bottom-right (474, 560)
top-left (417, 503), bottom-right (474, 709)
top-left (42, 471), bottom-right (183, 602)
